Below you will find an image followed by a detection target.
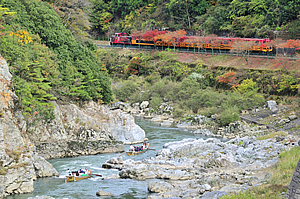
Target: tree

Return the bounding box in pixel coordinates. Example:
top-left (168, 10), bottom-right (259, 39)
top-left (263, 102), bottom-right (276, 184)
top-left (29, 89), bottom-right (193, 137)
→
top-left (167, 0), bottom-right (210, 29)
top-left (0, 5), bottom-right (15, 36)
top-left (90, 0), bottom-right (112, 36)
top-left (230, 38), bottom-right (256, 64)
top-left (154, 29), bottom-right (187, 51)
top-left (47, 0), bottom-right (92, 40)
top-left (3, 0), bottom-right (113, 103)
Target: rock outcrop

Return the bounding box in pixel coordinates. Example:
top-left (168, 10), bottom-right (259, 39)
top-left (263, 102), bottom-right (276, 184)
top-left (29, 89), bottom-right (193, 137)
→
top-left (0, 55), bottom-right (58, 197)
top-left (111, 135), bottom-right (298, 198)
top-left (18, 100), bottom-right (145, 159)
top-left (287, 141), bottom-right (300, 199)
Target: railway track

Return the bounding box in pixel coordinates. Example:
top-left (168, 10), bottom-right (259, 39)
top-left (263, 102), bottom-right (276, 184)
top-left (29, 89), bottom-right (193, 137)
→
top-left (96, 44), bottom-right (299, 60)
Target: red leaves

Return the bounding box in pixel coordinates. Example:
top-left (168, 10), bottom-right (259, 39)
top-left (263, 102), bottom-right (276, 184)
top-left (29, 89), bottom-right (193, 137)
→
top-left (142, 29), bottom-right (166, 41)
top-left (218, 71), bottom-right (237, 84)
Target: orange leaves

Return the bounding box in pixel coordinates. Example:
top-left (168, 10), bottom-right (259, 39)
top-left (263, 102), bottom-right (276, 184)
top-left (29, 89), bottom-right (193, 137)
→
top-left (218, 71), bottom-right (237, 84)
top-left (271, 39), bottom-right (300, 49)
top-left (283, 39), bottom-right (300, 49)
top-left (154, 29), bottom-right (187, 44)
top-left (9, 30), bottom-right (33, 45)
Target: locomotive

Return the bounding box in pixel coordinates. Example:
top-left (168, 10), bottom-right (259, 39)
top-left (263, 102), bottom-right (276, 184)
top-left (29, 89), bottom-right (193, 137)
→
top-left (109, 32), bottom-right (274, 53)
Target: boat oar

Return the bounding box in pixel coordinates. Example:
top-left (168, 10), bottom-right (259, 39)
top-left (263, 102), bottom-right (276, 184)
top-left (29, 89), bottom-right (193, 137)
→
top-left (92, 174), bottom-right (102, 177)
top-left (148, 148), bottom-right (156, 151)
top-left (119, 151), bottom-right (130, 156)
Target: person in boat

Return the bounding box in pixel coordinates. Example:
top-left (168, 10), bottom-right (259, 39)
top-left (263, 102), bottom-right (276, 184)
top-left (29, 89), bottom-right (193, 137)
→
top-left (129, 144), bottom-right (134, 151)
top-left (144, 141), bottom-right (147, 149)
top-left (67, 169), bottom-right (72, 176)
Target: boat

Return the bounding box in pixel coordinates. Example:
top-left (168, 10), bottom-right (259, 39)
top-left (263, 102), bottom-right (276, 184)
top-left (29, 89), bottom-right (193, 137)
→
top-left (126, 143), bottom-right (150, 156)
top-left (65, 169), bottom-right (92, 182)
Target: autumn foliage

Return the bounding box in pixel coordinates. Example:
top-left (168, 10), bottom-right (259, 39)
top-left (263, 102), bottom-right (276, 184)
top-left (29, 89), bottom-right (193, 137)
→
top-left (9, 30), bottom-right (33, 45)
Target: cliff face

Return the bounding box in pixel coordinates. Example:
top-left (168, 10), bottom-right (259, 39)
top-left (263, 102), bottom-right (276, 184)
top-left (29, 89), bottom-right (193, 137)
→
top-left (0, 55), bottom-right (58, 198)
top-left (21, 101), bottom-right (145, 159)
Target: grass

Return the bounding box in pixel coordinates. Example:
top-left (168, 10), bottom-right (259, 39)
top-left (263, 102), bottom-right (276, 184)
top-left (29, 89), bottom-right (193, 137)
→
top-left (221, 146), bottom-right (300, 199)
top-left (256, 131), bottom-right (288, 140)
top-left (0, 166), bottom-right (8, 175)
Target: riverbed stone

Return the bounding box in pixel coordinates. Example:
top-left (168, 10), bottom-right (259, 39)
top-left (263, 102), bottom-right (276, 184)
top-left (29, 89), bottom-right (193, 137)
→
top-left (200, 191), bottom-right (228, 199)
top-left (148, 181), bottom-right (174, 193)
top-left (96, 190), bottom-right (113, 196)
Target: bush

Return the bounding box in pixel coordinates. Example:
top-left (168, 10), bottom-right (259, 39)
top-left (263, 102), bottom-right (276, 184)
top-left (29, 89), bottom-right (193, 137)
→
top-left (112, 80), bottom-right (138, 102)
top-left (237, 79), bottom-right (259, 97)
top-left (173, 105), bottom-right (187, 118)
top-left (217, 105), bottom-right (240, 126)
top-left (150, 96), bottom-right (163, 109)
top-left (187, 88), bottom-right (223, 113)
top-left (198, 106), bottom-right (219, 117)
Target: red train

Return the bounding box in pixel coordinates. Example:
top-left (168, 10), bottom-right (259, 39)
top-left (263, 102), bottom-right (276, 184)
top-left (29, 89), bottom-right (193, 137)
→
top-left (110, 31), bottom-right (274, 52)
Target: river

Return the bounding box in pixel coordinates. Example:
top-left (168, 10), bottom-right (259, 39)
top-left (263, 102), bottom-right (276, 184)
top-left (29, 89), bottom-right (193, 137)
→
top-left (7, 117), bottom-right (209, 199)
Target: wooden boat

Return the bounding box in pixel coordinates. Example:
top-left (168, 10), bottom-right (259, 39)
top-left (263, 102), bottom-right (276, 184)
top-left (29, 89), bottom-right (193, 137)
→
top-left (65, 170), bottom-right (92, 182)
top-left (126, 143), bottom-right (150, 156)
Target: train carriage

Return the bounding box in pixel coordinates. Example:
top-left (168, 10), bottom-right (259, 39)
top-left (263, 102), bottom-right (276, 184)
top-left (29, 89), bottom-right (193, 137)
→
top-left (110, 31), bottom-right (276, 53)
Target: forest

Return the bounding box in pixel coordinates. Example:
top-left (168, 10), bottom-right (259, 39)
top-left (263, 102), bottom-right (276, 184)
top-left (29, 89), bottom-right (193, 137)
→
top-left (84, 0), bottom-right (300, 38)
top-left (0, 0), bottom-right (299, 125)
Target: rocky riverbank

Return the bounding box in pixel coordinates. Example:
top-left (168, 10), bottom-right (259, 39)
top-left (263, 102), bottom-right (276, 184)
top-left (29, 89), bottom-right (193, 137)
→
top-left (110, 99), bottom-right (300, 140)
top-left (103, 134), bottom-right (298, 198)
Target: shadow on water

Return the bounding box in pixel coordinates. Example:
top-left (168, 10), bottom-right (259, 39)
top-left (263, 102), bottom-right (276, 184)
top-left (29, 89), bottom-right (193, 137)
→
top-left (6, 117), bottom-right (211, 199)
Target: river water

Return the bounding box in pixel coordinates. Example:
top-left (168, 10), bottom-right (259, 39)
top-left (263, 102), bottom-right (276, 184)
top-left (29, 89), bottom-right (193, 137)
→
top-left (8, 117), bottom-right (209, 199)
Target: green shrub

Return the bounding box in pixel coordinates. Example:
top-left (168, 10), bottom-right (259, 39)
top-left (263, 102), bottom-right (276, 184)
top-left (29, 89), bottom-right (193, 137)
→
top-left (217, 106), bottom-right (240, 126)
top-left (112, 80), bottom-right (138, 101)
top-left (198, 106), bottom-right (219, 117)
top-left (150, 96), bottom-right (163, 109)
top-left (237, 79), bottom-right (259, 97)
top-left (187, 88), bottom-right (223, 113)
top-left (173, 105), bottom-right (187, 118)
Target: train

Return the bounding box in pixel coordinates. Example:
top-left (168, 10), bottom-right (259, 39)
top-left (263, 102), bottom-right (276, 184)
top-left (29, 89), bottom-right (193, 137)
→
top-left (109, 31), bottom-right (275, 53)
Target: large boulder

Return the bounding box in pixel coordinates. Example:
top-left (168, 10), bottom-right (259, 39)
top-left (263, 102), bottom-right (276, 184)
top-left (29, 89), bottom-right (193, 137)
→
top-left (287, 158), bottom-right (300, 198)
top-left (32, 155), bottom-right (59, 178)
top-left (265, 100), bottom-right (278, 113)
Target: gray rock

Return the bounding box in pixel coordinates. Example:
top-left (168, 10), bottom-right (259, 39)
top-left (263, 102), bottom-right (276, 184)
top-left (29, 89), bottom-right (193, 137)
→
top-left (287, 158), bottom-right (300, 198)
top-left (265, 100), bottom-right (278, 113)
top-left (140, 101), bottom-right (149, 109)
top-left (203, 184), bottom-right (211, 191)
top-left (148, 181), bottom-right (174, 193)
top-left (32, 155), bottom-right (59, 178)
top-left (160, 121), bottom-right (172, 127)
top-left (288, 115), bottom-right (298, 121)
top-left (27, 196), bottom-right (55, 199)
top-left (109, 101), bottom-right (130, 110)
top-left (200, 191), bottom-right (228, 199)
top-left (248, 177), bottom-right (260, 186)
top-left (96, 190), bottom-right (113, 196)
